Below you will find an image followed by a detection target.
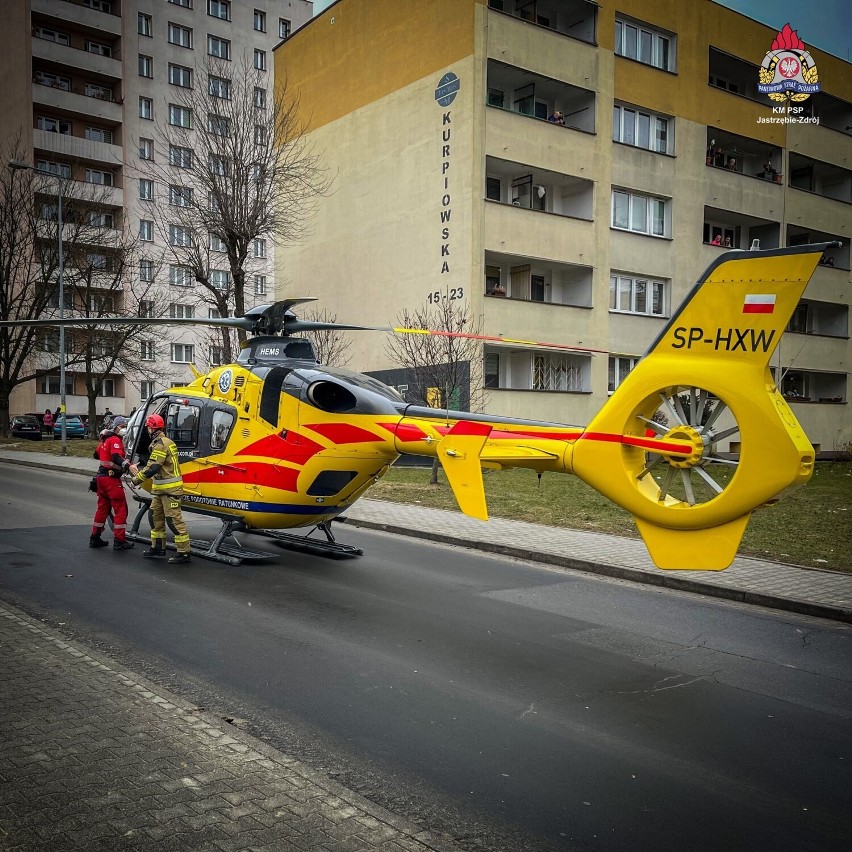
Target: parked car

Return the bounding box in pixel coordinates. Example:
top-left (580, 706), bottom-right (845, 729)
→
top-left (54, 414), bottom-right (86, 439)
top-left (10, 415), bottom-right (42, 441)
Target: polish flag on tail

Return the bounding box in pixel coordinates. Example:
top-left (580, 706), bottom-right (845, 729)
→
top-left (742, 294), bottom-right (776, 314)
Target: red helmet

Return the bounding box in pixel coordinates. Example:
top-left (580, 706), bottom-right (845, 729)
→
top-left (145, 413), bottom-right (165, 430)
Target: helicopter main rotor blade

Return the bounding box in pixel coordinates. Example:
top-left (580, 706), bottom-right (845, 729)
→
top-left (389, 326), bottom-right (608, 355)
top-left (0, 315), bottom-right (257, 330)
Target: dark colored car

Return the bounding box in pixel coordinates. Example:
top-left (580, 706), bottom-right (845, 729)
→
top-left (54, 414), bottom-right (86, 439)
top-left (10, 415), bottom-right (42, 441)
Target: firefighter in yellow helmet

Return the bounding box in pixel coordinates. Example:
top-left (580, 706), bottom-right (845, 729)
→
top-left (129, 413), bottom-right (191, 564)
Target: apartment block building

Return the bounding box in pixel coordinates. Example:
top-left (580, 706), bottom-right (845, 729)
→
top-left (2, 0), bottom-right (312, 419)
top-left (275, 0), bottom-right (851, 456)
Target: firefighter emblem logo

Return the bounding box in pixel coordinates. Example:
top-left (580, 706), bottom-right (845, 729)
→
top-left (758, 23), bottom-right (820, 102)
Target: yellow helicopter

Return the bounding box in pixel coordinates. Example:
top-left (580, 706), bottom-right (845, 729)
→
top-left (2, 242), bottom-right (835, 569)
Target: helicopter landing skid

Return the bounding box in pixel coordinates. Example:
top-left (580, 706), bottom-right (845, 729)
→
top-left (126, 495), bottom-right (274, 566)
top-left (253, 520), bottom-right (363, 558)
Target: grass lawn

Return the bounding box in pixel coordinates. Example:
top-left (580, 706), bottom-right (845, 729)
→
top-left (3, 438), bottom-right (850, 571)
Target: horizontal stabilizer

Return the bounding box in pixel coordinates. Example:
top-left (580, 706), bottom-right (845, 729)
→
top-left (437, 422), bottom-right (491, 521)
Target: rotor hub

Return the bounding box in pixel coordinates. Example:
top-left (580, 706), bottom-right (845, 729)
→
top-left (661, 425), bottom-right (705, 468)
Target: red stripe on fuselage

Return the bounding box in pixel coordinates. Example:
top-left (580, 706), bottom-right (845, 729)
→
top-left (183, 461), bottom-right (299, 492)
top-left (235, 432), bottom-right (325, 466)
top-left (305, 422), bottom-right (387, 444)
top-left (580, 432), bottom-right (692, 453)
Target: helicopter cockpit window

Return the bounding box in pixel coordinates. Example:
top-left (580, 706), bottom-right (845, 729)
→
top-left (166, 402), bottom-right (200, 448)
top-left (210, 409), bottom-right (234, 450)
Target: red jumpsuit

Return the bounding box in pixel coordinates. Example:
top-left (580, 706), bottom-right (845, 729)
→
top-left (91, 434), bottom-right (129, 543)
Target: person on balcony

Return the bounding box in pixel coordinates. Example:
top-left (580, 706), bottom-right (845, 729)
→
top-left (547, 111), bottom-right (565, 125)
top-left (711, 234), bottom-right (723, 246)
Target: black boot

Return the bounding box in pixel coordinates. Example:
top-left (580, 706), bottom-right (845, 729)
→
top-left (113, 540), bottom-right (135, 550)
top-left (89, 535), bottom-right (108, 549)
top-left (142, 546), bottom-right (166, 559)
top-left (168, 553), bottom-right (191, 565)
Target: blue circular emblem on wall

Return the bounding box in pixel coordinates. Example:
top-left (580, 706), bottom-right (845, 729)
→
top-left (435, 72), bottom-right (460, 107)
top-left (217, 369), bottom-right (233, 394)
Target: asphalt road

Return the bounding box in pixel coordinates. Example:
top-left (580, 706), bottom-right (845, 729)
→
top-left (1, 464), bottom-right (851, 852)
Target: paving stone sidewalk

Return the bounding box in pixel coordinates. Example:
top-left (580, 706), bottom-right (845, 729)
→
top-left (1, 449), bottom-right (850, 624)
top-left (0, 602), bottom-right (460, 852)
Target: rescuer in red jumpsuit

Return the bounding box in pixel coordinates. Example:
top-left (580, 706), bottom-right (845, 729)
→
top-left (89, 416), bottom-right (134, 550)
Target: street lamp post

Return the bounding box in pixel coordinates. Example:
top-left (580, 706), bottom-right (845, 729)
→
top-left (9, 160), bottom-right (68, 455)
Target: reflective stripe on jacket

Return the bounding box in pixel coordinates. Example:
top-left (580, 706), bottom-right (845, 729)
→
top-left (139, 432), bottom-right (183, 494)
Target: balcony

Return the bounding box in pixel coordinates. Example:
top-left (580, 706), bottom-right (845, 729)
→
top-left (486, 156), bottom-right (593, 218)
top-left (777, 369), bottom-right (846, 405)
top-left (486, 59), bottom-right (595, 133)
top-left (703, 206), bottom-right (780, 251)
top-left (789, 153), bottom-right (851, 203)
top-left (33, 0), bottom-right (121, 34)
top-left (787, 226), bottom-right (849, 270)
top-left (708, 47), bottom-right (764, 103)
top-left (34, 129), bottom-right (123, 170)
top-left (484, 251), bottom-right (592, 307)
top-left (32, 81), bottom-right (122, 124)
top-left (486, 0), bottom-right (596, 45)
top-left (31, 37), bottom-right (122, 79)
top-left (786, 299), bottom-right (849, 339)
top-left (705, 128), bottom-right (783, 184)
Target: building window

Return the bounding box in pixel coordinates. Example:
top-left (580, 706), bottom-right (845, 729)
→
top-left (85, 168), bottom-right (113, 186)
top-left (169, 145), bottom-right (193, 169)
top-left (169, 184), bottom-right (193, 207)
top-left (532, 353), bottom-right (586, 392)
top-left (140, 380), bottom-right (155, 401)
top-left (209, 233), bottom-right (227, 252)
top-left (254, 125), bottom-right (266, 145)
top-left (168, 64), bottom-right (193, 88)
top-left (85, 41), bottom-right (112, 57)
top-left (208, 155), bottom-right (228, 177)
top-left (168, 0), bottom-right (192, 6)
top-left (254, 87), bottom-right (267, 109)
top-left (209, 345), bottom-right (225, 366)
top-left (169, 104), bottom-right (192, 128)
top-left (84, 83), bottom-right (112, 101)
top-left (37, 117), bottom-right (72, 135)
top-left (608, 356), bottom-right (640, 392)
top-left (168, 225), bottom-right (192, 247)
top-left (139, 179), bottom-right (154, 201)
top-left (210, 269), bottom-right (230, 289)
top-left (209, 75), bottom-right (231, 99)
top-left (254, 275), bottom-right (267, 296)
top-left (253, 9), bottom-right (266, 31)
top-left (139, 138), bottom-right (154, 160)
top-left (139, 300), bottom-right (154, 318)
top-left (169, 265), bottom-right (193, 287)
top-left (207, 35), bottom-right (231, 60)
top-left (139, 259), bottom-right (154, 282)
top-left (168, 23), bottom-right (193, 48)
top-left (484, 353), bottom-right (500, 388)
top-left (87, 211), bottom-right (114, 228)
top-left (279, 18), bottom-right (291, 39)
top-left (139, 96), bottom-right (153, 120)
top-left (609, 273), bottom-right (668, 316)
top-left (254, 49), bottom-right (267, 71)
top-left (35, 72), bottom-right (71, 90)
top-left (252, 239), bottom-right (266, 258)
top-left (138, 12), bottom-right (152, 36)
top-left (207, 113), bottom-right (231, 137)
top-left (36, 160), bottom-right (71, 178)
top-left (171, 343), bottom-right (195, 363)
top-left (613, 103), bottom-right (672, 154)
top-left (139, 220), bottom-right (154, 241)
top-left (141, 341), bottom-right (155, 361)
top-left (40, 374), bottom-right (74, 395)
top-left (486, 176), bottom-right (501, 201)
top-left (84, 126), bottom-right (113, 144)
top-left (208, 0), bottom-right (230, 20)
top-left (34, 27), bottom-right (70, 45)
top-left (615, 16), bottom-right (675, 71)
top-left (611, 189), bottom-right (668, 237)
top-left (138, 54), bottom-right (153, 78)
top-left (169, 303), bottom-right (194, 319)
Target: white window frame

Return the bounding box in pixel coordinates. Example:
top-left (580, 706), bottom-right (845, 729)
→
top-left (208, 0), bottom-right (230, 20)
top-left (84, 126), bottom-right (113, 144)
top-left (168, 0), bottom-right (192, 7)
top-left (141, 341), bottom-right (155, 361)
top-left (139, 96), bottom-right (153, 120)
top-left (139, 138), bottom-right (154, 160)
top-left (168, 225), bottom-right (192, 247)
top-left (85, 41), bottom-right (112, 57)
top-left (36, 160), bottom-right (71, 178)
top-left (209, 233), bottom-right (227, 252)
top-left (611, 189), bottom-right (668, 237)
top-left (138, 54), bottom-right (153, 78)
top-left (140, 380), bottom-right (155, 401)
top-left (210, 269), bottom-right (230, 289)
top-left (169, 184), bottom-right (193, 207)
top-left (612, 103), bottom-right (672, 154)
top-left (37, 117), bottom-right (72, 135)
top-left (207, 35), bottom-right (231, 60)
top-left (171, 343), bottom-right (195, 364)
top-left (609, 273), bottom-right (668, 317)
top-left (279, 18), bottom-right (291, 39)
top-left (252, 239), bottom-right (266, 259)
top-left (615, 16), bottom-right (675, 72)
top-left (169, 303), bottom-right (194, 319)
top-left (139, 179), bottom-right (154, 201)
top-left (139, 220), bottom-right (154, 241)
top-left (209, 76), bottom-right (231, 99)
top-left (169, 145), bottom-right (193, 169)
top-left (168, 64), bottom-right (193, 88)
top-left (254, 9), bottom-right (266, 32)
top-left (254, 274), bottom-right (267, 296)
top-left (34, 27), bottom-right (70, 45)
top-left (169, 104), bottom-right (193, 128)
top-left (254, 49), bottom-right (267, 71)
top-left (139, 259), bottom-right (154, 282)
top-left (608, 356), bottom-right (640, 392)
top-left (169, 265), bottom-right (193, 287)
top-left (254, 87), bottom-right (267, 109)
top-left (85, 168), bottom-right (113, 186)
top-left (168, 23), bottom-right (193, 48)
top-left (138, 12), bottom-right (152, 36)
top-left (207, 113), bottom-right (231, 137)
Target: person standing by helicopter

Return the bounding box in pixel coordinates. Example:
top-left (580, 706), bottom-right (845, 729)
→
top-left (129, 413), bottom-right (191, 564)
top-left (90, 416), bottom-right (133, 550)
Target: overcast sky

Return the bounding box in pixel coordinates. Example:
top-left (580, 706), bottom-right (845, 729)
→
top-left (309, 0), bottom-right (849, 60)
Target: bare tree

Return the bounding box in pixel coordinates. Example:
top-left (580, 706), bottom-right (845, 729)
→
top-left (1, 138), bottom-right (166, 435)
top-left (141, 53), bottom-right (331, 363)
top-left (384, 297), bottom-right (486, 483)
top-left (300, 307), bottom-right (353, 367)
